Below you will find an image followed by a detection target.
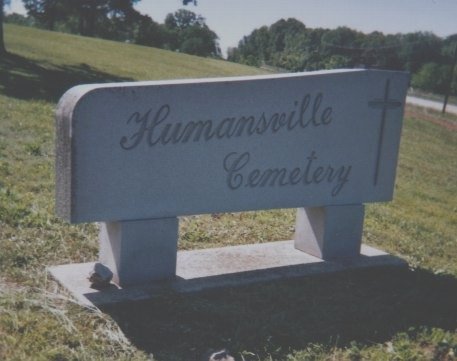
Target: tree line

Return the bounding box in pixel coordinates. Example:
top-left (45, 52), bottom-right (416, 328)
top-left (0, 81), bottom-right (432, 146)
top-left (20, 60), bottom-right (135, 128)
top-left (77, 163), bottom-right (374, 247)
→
top-left (228, 18), bottom-right (457, 96)
top-left (2, 4), bottom-right (456, 96)
top-left (2, 0), bottom-right (220, 57)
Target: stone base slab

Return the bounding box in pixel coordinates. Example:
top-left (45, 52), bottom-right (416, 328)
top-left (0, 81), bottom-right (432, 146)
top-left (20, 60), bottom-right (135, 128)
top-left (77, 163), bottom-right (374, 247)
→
top-left (48, 241), bottom-right (406, 308)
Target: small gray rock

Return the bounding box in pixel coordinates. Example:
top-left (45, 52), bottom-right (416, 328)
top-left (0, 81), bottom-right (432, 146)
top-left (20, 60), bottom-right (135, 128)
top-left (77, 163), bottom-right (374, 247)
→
top-left (88, 263), bottom-right (113, 287)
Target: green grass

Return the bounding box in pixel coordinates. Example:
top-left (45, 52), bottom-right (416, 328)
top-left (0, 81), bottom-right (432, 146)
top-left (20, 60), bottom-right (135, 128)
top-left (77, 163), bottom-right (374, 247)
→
top-left (1, 24), bottom-right (268, 102)
top-left (1, 24), bottom-right (457, 360)
top-left (365, 108), bottom-right (457, 273)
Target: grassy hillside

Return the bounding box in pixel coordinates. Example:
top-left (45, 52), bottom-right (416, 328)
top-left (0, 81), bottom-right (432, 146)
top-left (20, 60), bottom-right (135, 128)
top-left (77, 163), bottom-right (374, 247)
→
top-left (2, 24), bottom-right (267, 101)
top-left (1, 24), bottom-right (457, 360)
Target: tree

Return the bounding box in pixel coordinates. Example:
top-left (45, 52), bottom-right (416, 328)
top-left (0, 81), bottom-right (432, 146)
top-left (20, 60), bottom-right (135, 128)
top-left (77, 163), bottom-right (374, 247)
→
top-left (412, 62), bottom-right (450, 94)
top-left (22, 0), bottom-right (141, 38)
top-left (4, 12), bottom-right (33, 26)
top-left (164, 9), bottom-right (220, 57)
top-left (132, 14), bottom-right (166, 48)
top-left (0, 0), bottom-right (11, 55)
top-left (96, 0), bottom-right (143, 41)
top-left (228, 18), bottom-right (311, 70)
top-left (165, 8), bottom-right (204, 30)
top-left (180, 24), bottom-right (218, 56)
top-left (269, 18), bottom-right (306, 54)
top-left (398, 31), bottom-right (443, 73)
top-left (23, 0), bottom-right (68, 30)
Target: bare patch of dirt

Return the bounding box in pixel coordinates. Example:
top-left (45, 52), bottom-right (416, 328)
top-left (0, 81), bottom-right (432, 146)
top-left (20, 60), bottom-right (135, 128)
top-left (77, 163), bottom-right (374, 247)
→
top-left (405, 105), bottom-right (457, 131)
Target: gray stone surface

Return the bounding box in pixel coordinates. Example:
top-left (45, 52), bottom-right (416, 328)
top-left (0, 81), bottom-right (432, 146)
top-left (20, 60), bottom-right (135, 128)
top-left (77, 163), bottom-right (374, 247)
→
top-left (56, 69), bottom-right (409, 223)
top-left (54, 70), bottom-right (409, 289)
top-left (99, 218), bottom-right (178, 286)
top-left (295, 205), bottom-right (364, 260)
top-left (48, 241), bottom-right (407, 307)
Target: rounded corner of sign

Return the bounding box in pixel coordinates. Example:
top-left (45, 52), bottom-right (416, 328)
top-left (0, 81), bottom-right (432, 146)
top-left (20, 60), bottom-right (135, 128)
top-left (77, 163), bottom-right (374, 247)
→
top-left (56, 85), bottom-right (101, 118)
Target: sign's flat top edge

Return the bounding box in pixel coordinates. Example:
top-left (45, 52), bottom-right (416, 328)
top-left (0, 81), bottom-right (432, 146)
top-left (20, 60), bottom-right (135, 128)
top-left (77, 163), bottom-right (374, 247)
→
top-left (57, 68), bottom-right (410, 113)
top-left (62, 68), bottom-right (409, 95)
top-left (74, 68), bottom-right (364, 90)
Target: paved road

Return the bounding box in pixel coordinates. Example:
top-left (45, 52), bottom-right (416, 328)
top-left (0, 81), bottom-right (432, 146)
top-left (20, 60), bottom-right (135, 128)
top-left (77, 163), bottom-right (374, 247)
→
top-left (406, 96), bottom-right (457, 115)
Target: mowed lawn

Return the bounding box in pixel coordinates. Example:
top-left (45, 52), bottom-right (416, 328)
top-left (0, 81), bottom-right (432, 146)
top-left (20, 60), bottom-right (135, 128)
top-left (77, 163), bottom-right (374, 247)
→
top-left (1, 24), bottom-right (456, 360)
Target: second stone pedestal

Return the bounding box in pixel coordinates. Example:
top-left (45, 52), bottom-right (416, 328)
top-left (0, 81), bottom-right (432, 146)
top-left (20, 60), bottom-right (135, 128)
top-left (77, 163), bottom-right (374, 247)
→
top-left (294, 205), bottom-right (364, 260)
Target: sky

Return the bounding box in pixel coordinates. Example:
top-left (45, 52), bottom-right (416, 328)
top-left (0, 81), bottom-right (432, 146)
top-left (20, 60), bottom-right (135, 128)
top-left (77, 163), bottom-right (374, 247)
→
top-left (6, 0), bottom-right (457, 57)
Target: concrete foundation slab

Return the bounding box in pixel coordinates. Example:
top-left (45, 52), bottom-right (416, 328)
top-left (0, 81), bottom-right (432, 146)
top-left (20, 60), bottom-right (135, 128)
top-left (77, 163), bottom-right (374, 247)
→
top-left (48, 241), bottom-right (406, 308)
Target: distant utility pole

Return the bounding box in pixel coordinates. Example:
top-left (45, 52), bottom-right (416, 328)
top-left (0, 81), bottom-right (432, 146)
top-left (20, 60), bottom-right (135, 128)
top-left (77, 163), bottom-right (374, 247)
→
top-left (442, 43), bottom-right (457, 114)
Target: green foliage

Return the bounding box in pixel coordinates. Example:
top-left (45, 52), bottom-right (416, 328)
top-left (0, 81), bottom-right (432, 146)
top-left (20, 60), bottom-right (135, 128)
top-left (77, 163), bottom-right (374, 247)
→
top-left (412, 62), bottom-right (451, 94)
top-left (323, 54), bottom-right (351, 69)
top-left (163, 9), bottom-right (220, 57)
top-left (229, 18), bottom-right (456, 95)
top-left (20, 1), bottom-right (220, 57)
top-left (398, 31), bottom-right (443, 73)
top-left (165, 8), bottom-right (204, 30)
top-left (22, 0), bottom-right (68, 31)
top-left (4, 12), bottom-right (33, 26)
top-left (131, 14), bottom-right (167, 48)
top-left (22, 0), bottom-right (141, 38)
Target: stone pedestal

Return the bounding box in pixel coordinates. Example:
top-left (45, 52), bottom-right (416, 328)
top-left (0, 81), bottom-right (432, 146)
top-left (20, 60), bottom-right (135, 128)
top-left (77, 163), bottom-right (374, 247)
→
top-left (96, 206), bottom-right (365, 287)
top-left (99, 218), bottom-right (178, 286)
top-left (294, 205), bottom-right (364, 260)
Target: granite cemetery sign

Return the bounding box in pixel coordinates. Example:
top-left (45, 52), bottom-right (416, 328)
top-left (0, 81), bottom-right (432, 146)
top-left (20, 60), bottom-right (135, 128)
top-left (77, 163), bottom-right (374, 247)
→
top-left (54, 69), bottom-right (409, 290)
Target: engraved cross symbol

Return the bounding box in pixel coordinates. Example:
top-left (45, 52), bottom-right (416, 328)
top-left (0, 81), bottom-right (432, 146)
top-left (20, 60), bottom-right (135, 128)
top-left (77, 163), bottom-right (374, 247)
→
top-left (368, 79), bottom-right (402, 186)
